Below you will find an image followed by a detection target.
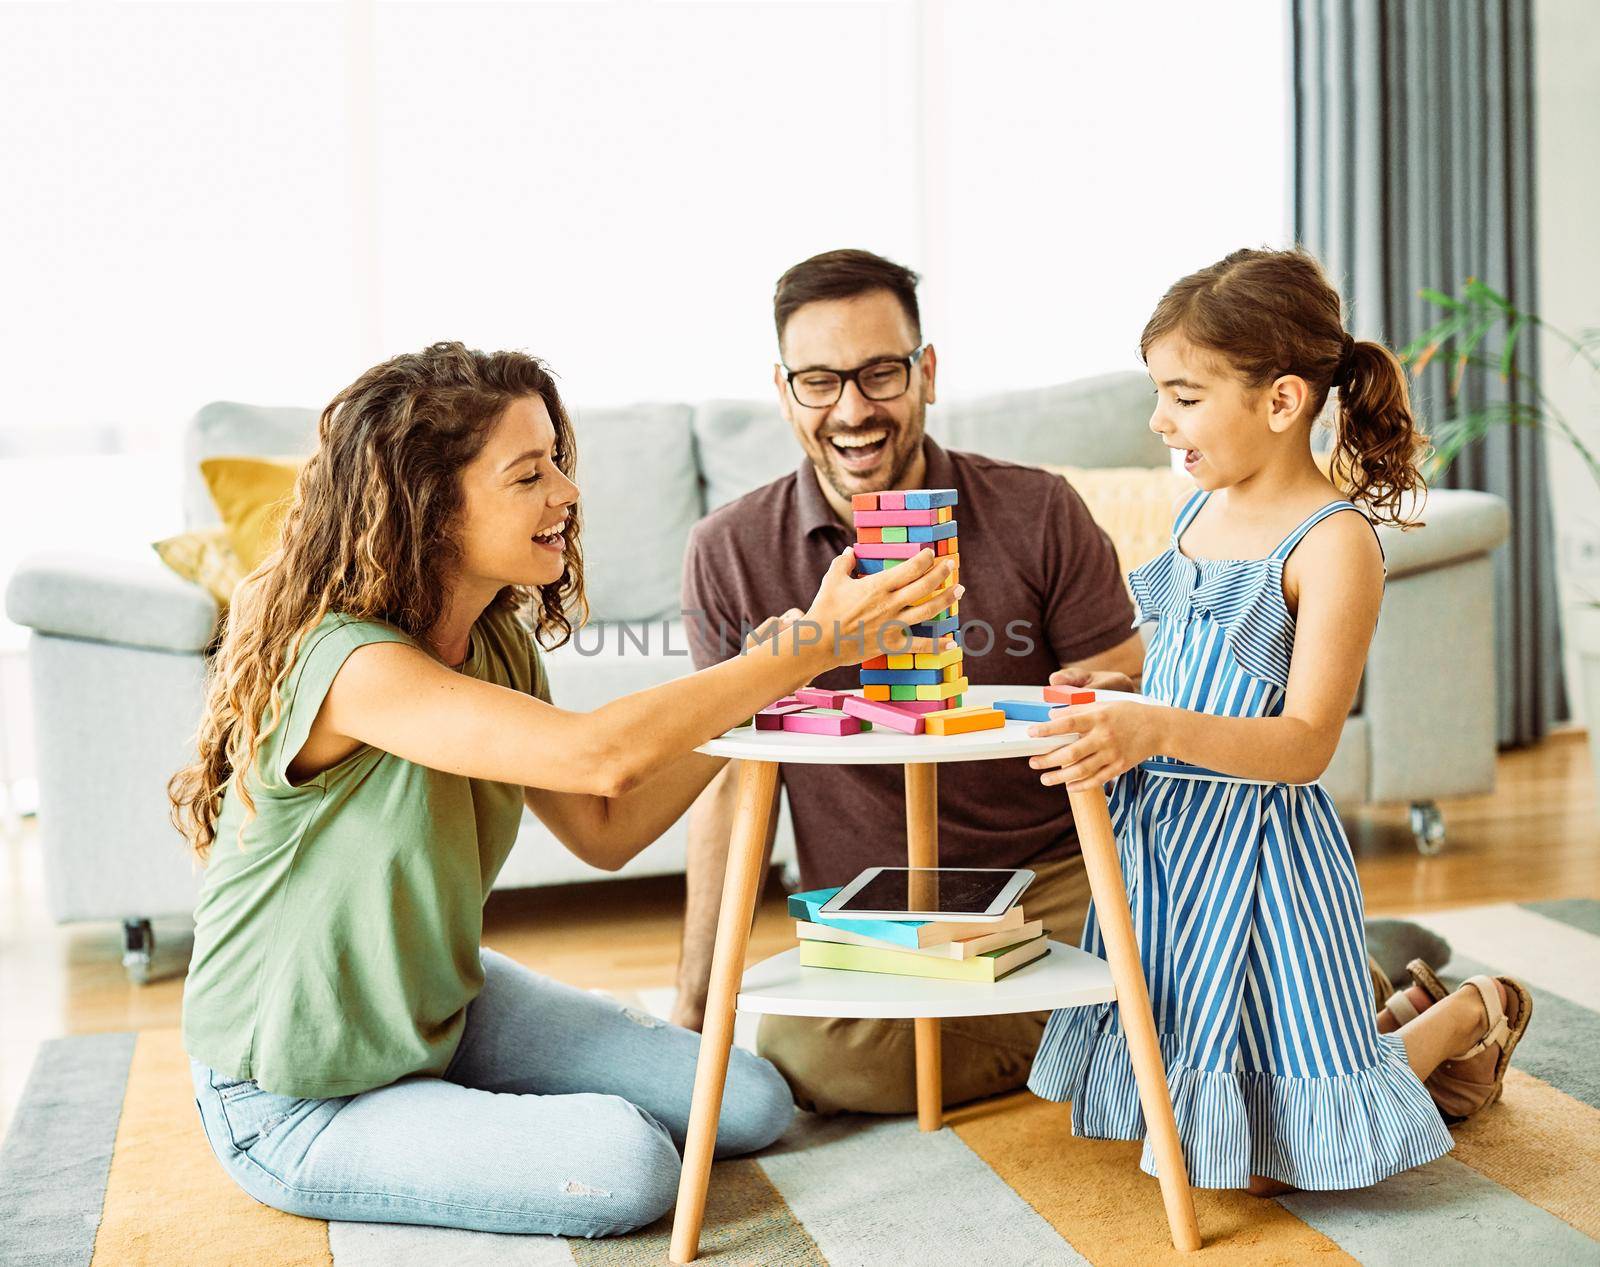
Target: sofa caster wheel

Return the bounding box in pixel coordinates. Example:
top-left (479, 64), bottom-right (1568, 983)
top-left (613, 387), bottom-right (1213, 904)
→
top-left (1409, 802), bottom-right (1446, 856)
top-left (122, 918), bottom-right (154, 985)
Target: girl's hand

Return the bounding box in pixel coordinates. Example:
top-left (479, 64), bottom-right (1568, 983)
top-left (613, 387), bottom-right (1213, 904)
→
top-left (804, 547), bottom-right (963, 667)
top-left (1026, 701), bottom-right (1166, 792)
top-left (744, 609), bottom-right (805, 653)
top-left (1048, 665), bottom-right (1138, 695)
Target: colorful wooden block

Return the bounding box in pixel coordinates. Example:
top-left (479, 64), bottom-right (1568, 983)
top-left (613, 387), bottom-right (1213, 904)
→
top-left (855, 557), bottom-right (896, 574)
top-left (863, 654), bottom-right (889, 670)
top-left (855, 542), bottom-right (932, 559)
top-left (944, 536), bottom-right (959, 555)
top-left (854, 508), bottom-right (947, 527)
top-left (851, 493), bottom-right (879, 511)
top-left (861, 668), bottom-right (941, 686)
top-left (841, 694), bottom-right (926, 734)
top-left (910, 616), bottom-right (960, 637)
top-left (756, 702), bottom-right (814, 729)
top-left (906, 521), bottom-right (959, 543)
top-left (915, 677), bottom-right (968, 701)
top-left (914, 647), bottom-right (963, 670)
top-left (879, 525), bottom-right (909, 543)
top-left (886, 653), bottom-right (914, 669)
top-left (903, 489), bottom-right (958, 510)
top-left (996, 699), bottom-right (1055, 723)
top-left (935, 538), bottom-right (951, 555)
top-left (889, 684), bottom-right (918, 701)
top-left (795, 687), bottom-right (849, 709)
top-left (857, 526), bottom-right (883, 544)
top-left (941, 663), bottom-right (963, 683)
top-left (937, 506), bottom-right (954, 523)
top-left (886, 698), bottom-right (953, 715)
top-left (924, 705), bottom-right (1004, 736)
top-left (948, 693), bottom-right (964, 709)
top-left (878, 492), bottom-right (905, 509)
top-left (780, 711), bottom-right (862, 736)
top-left (863, 684), bottom-right (892, 701)
top-left (1042, 687), bottom-right (1097, 706)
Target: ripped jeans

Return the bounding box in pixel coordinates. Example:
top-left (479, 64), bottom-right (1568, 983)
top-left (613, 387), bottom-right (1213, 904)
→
top-left (190, 948), bottom-right (794, 1238)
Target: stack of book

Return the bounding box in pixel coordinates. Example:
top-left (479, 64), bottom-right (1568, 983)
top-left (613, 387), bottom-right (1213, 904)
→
top-left (787, 887), bottom-right (1049, 983)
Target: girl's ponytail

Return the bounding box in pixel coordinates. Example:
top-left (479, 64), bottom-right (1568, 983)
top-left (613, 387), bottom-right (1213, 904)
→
top-left (1330, 336), bottom-right (1427, 527)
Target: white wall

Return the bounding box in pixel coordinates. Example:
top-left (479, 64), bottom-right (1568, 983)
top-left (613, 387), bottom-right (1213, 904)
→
top-left (1535, 0), bottom-right (1600, 723)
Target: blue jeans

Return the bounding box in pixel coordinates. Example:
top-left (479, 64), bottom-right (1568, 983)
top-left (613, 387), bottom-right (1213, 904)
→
top-left (190, 948), bottom-right (794, 1238)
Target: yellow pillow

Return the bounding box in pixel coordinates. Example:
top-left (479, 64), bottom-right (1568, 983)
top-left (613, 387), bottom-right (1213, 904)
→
top-left (152, 527), bottom-right (247, 606)
top-left (199, 456), bottom-right (304, 571)
top-left (1041, 464), bottom-right (1193, 573)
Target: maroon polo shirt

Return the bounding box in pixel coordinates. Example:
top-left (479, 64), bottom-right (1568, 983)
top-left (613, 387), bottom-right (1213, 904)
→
top-left (681, 437), bottom-right (1135, 890)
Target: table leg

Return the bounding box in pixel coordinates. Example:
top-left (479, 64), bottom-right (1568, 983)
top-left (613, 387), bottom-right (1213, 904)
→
top-left (904, 762), bottom-right (942, 1132)
top-left (669, 759), bottom-right (780, 1265)
top-left (1068, 786), bottom-right (1201, 1253)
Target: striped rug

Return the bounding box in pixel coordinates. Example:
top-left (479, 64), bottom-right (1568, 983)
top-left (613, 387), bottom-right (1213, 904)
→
top-left (3, 900), bottom-right (1598, 1265)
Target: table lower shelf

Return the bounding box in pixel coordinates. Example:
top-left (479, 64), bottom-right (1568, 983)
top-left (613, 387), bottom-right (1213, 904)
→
top-left (735, 940), bottom-right (1116, 1019)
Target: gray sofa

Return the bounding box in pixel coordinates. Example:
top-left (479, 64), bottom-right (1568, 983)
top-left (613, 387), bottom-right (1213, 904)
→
top-left (5, 372), bottom-right (1511, 978)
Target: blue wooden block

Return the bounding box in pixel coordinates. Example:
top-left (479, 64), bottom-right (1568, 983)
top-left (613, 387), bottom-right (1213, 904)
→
top-left (906, 521), bottom-right (959, 542)
top-left (855, 557), bottom-right (891, 574)
top-left (859, 668), bottom-right (941, 686)
top-left (997, 699), bottom-right (1056, 723)
top-left (903, 488), bottom-right (958, 510)
top-left (910, 616), bottom-right (960, 637)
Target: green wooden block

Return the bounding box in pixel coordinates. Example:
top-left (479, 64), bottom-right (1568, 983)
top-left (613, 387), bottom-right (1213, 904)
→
top-left (890, 685), bottom-right (918, 700)
top-left (880, 525), bottom-right (908, 543)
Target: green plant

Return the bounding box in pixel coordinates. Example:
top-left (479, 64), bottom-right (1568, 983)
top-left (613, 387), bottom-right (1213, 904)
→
top-left (1399, 277), bottom-right (1600, 491)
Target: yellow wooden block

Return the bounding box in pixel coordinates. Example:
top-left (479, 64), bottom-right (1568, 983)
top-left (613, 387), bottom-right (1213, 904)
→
top-left (925, 705), bottom-right (1004, 736)
top-left (863, 684), bottom-right (891, 701)
top-left (886, 654), bottom-right (915, 670)
top-left (913, 646), bottom-right (963, 670)
top-left (942, 662), bottom-right (963, 683)
top-left (935, 564), bottom-right (958, 594)
top-left (937, 506), bottom-right (953, 523)
top-left (915, 676), bottom-right (968, 701)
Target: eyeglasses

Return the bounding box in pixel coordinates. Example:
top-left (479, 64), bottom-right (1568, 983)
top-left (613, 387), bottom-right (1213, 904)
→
top-left (783, 345), bottom-right (928, 409)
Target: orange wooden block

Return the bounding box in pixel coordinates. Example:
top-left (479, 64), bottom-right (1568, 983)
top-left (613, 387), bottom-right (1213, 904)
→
top-left (863, 684), bottom-right (892, 701)
top-left (924, 705), bottom-right (1004, 736)
top-left (863, 654), bottom-right (890, 670)
top-left (1042, 687), bottom-right (1096, 706)
top-left (858, 526), bottom-right (883, 544)
top-left (852, 493), bottom-right (879, 510)
top-left (937, 506), bottom-right (953, 523)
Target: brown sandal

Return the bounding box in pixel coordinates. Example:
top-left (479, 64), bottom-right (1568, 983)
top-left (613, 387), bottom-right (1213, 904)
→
top-left (1426, 974), bottom-right (1534, 1123)
top-left (1407, 958), bottom-right (1449, 1004)
top-left (1377, 957), bottom-right (1442, 1025)
top-left (1369, 955), bottom-right (1395, 1011)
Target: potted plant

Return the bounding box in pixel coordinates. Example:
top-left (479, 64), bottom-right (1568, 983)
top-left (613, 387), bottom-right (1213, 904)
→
top-left (1401, 278), bottom-right (1600, 793)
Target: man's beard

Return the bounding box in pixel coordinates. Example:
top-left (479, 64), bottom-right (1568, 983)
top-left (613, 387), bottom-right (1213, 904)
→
top-left (817, 400), bottom-right (926, 503)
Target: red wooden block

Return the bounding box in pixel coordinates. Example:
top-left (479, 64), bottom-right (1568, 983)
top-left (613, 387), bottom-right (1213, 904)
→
top-left (863, 654), bottom-right (890, 670)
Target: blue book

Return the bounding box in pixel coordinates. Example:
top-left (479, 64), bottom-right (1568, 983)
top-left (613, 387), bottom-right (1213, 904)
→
top-left (786, 887), bottom-right (1023, 949)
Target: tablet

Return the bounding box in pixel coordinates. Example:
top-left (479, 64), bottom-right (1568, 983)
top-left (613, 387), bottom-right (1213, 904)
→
top-left (817, 867), bottom-right (1034, 922)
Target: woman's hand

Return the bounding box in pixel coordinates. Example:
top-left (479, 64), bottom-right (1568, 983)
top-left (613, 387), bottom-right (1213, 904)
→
top-left (1026, 701), bottom-right (1168, 792)
top-left (1048, 665), bottom-right (1138, 695)
top-left (803, 548), bottom-right (963, 668)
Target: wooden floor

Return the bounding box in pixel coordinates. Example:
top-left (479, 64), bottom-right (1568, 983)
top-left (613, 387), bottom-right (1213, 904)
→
top-left (2, 730), bottom-right (1595, 1145)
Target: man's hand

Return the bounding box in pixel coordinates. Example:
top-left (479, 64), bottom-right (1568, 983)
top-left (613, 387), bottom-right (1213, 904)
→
top-left (1049, 665), bottom-right (1138, 695)
top-left (1025, 701), bottom-right (1169, 792)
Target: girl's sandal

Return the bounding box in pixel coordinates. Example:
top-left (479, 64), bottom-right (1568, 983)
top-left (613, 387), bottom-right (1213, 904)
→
top-left (1426, 974), bottom-right (1534, 1124)
top-left (1407, 958), bottom-right (1450, 1005)
top-left (1368, 955), bottom-right (1396, 1011)
top-left (1377, 957), bottom-right (1442, 1025)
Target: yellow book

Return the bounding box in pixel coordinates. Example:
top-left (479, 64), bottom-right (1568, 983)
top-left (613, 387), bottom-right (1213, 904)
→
top-left (799, 935), bottom-right (1049, 983)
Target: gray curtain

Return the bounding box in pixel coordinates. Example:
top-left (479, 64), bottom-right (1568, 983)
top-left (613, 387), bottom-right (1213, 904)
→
top-left (1292, 0), bottom-right (1565, 745)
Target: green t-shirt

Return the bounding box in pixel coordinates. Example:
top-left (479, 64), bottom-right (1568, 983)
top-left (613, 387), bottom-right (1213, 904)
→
top-left (182, 604), bottom-right (549, 1097)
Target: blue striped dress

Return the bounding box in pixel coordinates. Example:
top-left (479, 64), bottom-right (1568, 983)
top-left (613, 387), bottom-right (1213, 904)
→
top-left (1027, 492), bottom-right (1454, 1190)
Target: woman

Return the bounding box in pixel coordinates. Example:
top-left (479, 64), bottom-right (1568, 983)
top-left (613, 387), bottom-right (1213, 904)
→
top-left (170, 341), bottom-right (959, 1238)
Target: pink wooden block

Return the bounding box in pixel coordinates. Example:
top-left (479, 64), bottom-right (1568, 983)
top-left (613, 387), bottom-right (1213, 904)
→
top-left (853, 541), bottom-right (927, 559)
top-left (795, 687), bottom-right (849, 709)
top-left (840, 695), bottom-right (925, 734)
top-left (853, 508), bottom-right (945, 527)
top-left (891, 699), bottom-right (959, 715)
top-left (756, 702), bottom-right (814, 730)
top-left (780, 711), bottom-right (862, 736)
top-left (878, 492), bottom-right (905, 509)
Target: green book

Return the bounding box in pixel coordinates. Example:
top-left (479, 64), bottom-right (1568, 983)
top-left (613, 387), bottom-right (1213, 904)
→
top-left (798, 934), bottom-right (1049, 983)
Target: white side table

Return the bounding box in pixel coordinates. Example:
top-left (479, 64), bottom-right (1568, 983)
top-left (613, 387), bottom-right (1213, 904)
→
top-left (668, 685), bottom-right (1201, 1261)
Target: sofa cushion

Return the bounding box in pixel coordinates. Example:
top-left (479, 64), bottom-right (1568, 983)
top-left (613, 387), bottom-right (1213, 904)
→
top-left (570, 403), bottom-right (702, 622)
top-left (1040, 464), bottom-right (1192, 574)
top-left (183, 402), bottom-right (317, 529)
top-left (930, 371), bottom-right (1169, 469)
top-left (690, 399), bottom-right (800, 511)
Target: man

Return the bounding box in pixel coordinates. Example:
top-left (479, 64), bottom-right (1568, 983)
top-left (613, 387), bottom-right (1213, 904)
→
top-left (675, 249), bottom-right (1145, 1115)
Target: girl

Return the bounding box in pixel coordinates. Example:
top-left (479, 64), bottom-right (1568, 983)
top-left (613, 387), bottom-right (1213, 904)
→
top-left (1025, 249), bottom-right (1532, 1193)
top-left (170, 342), bottom-right (960, 1237)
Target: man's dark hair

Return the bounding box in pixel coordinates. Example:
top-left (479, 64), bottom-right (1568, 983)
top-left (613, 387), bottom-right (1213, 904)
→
top-left (773, 249), bottom-right (921, 347)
